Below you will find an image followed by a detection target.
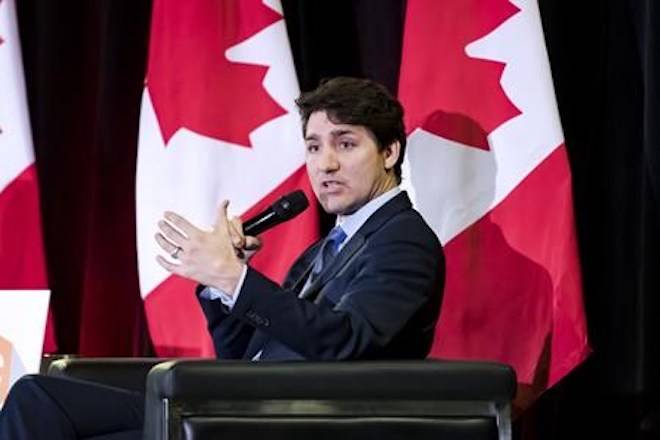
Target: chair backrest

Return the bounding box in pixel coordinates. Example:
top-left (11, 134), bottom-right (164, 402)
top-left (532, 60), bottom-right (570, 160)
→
top-left (144, 359), bottom-right (516, 440)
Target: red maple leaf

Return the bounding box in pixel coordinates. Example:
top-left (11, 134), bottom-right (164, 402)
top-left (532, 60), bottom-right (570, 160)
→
top-left (147, 0), bottom-right (286, 147)
top-left (399, 0), bottom-right (521, 150)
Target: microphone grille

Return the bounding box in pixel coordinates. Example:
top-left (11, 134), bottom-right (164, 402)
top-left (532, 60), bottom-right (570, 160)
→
top-left (273, 190), bottom-right (309, 220)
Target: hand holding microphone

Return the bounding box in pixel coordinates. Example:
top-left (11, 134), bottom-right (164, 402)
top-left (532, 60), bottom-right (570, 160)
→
top-left (226, 217), bottom-right (262, 263)
top-left (229, 190), bottom-right (309, 261)
top-left (154, 190), bottom-right (309, 292)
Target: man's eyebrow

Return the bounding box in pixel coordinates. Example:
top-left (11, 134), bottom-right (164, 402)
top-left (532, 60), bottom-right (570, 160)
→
top-left (330, 129), bottom-right (357, 137)
top-left (304, 128), bottom-right (357, 141)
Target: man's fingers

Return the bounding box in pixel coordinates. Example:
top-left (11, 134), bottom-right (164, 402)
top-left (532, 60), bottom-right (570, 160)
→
top-left (163, 211), bottom-right (197, 237)
top-left (158, 220), bottom-right (188, 246)
top-left (155, 232), bottom-right (180, 255)
top-left (228, 217), bottom-right (246, 248)
top-left (156, 255), bottom-right (183, 275)
top-left (244, 236), bottom-right (262, 251)
top-left (234, 247), bottom-right (245, 259)
top-left (214, 200), bottom-right (231, 231)
top-left (229, 216), bottom-right (244, 235)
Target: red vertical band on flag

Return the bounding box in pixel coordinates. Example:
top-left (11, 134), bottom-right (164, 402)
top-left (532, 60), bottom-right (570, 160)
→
top-left (433, 145), bottom-right (589, 385)
top-left (0, 166), bottom-right (47, 289)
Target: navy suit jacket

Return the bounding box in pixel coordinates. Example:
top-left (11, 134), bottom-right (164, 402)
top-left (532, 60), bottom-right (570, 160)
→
top-left (198, 191), bottom-right (444, 361)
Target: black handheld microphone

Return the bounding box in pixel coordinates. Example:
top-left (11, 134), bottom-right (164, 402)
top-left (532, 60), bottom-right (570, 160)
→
top-left (242, 190), bottom-right (309, 236)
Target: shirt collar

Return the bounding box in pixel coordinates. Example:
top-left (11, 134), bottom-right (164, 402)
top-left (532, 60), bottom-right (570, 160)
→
top-left (335, 187), bottom-right (401, 248)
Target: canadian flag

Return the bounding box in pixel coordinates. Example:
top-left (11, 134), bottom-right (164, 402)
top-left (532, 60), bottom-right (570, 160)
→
top-left (399, 0), bottom-right (589, 391)
top-left (136, 0), bottom-right (318, 356)
top-left (0, 0), bottom-right (55, 353)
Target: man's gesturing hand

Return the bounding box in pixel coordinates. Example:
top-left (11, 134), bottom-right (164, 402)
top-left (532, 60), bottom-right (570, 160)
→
top-left (155, 200), bottom-right (255, 295)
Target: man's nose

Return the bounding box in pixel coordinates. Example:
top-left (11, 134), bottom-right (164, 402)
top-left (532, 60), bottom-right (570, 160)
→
top-left (318, 147), bottom-right (339, 171)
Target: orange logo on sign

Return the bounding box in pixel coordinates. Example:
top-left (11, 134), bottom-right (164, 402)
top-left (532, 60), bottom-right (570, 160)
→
top-left (0, 335), bottom-right (13, 403)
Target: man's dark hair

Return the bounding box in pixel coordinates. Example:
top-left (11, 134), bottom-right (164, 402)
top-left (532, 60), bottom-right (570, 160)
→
top-left (295, 77), bottom-right (407, 183)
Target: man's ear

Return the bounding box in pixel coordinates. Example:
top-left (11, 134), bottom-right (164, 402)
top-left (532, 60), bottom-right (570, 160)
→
top-left (383, 141), bottom-right (401, 171)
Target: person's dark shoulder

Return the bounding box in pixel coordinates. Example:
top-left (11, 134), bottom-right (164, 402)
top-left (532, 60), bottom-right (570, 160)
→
top-left (373, 205), bottom-right (442, 251)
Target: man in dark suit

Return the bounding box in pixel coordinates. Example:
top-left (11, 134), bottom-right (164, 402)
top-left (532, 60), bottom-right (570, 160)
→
top-left (199, 187), bottom-right (442, 361)
top-left (156, 76), bottom-right (444, 362)
top-left (0, 77), bottom-right (444, 439)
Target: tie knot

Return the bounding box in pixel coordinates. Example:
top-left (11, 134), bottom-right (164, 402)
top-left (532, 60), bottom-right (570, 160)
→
top-left (327, 226), bottom-right (347, 254)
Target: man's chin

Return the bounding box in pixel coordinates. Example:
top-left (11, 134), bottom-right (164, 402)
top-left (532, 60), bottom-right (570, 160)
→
top-left (320, 199), bottom-right (359, 216)
top-left (320, 203), bottom-right (342, 215)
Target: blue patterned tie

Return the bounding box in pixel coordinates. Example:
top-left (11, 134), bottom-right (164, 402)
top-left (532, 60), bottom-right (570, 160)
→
top-left (310, 226), bottom-right (347, 283)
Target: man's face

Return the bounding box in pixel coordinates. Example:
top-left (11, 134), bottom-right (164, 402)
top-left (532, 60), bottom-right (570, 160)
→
top-left (304, 111), bottom-right (399, 215)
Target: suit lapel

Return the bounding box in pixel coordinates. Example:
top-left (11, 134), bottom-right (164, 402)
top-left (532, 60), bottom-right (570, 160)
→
top-left (289, 240), bottom-right (323, 294)
top-left (300, 234), bottom-right (365, 299)
top-left (252, 192), bottom-right (414, 359)
top-left (300, 192), bottom-right (413, 301)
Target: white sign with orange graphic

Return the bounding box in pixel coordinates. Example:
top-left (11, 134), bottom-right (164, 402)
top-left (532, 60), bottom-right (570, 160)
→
top-left (0, 290), bottom-right (50, 408)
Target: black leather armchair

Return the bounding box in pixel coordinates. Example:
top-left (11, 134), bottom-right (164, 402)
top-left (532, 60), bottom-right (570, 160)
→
top-left (47, 358), bottom-right (516, 440)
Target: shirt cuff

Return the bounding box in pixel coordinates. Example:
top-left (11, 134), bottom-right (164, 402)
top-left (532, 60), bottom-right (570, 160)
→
top-left (198, 264), bottom-right (248, 310)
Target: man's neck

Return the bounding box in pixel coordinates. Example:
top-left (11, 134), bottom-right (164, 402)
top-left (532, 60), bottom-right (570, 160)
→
top-left (336, 187), bottom-right (401, 246)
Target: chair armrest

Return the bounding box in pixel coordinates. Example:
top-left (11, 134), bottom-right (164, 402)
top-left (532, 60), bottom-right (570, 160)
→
top-left (47, 357), bottom-right (167, 393)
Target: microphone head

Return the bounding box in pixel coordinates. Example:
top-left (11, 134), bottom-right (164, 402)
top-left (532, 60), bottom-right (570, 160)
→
top-left (272, 190), bottom-right (309, 220)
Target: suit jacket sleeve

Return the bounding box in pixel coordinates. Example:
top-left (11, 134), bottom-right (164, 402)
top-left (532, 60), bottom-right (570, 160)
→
top-left (196, 284), bottom-right (256, 359)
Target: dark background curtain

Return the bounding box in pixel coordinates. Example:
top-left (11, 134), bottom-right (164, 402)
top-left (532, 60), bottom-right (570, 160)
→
top-left (14, 0), bottom-right (660, 438)
top-left (16, 1), bottom-right (152, 356)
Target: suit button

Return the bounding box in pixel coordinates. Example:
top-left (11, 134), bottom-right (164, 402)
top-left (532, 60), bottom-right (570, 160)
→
top-left (244, 310), bottom-right (269, 327)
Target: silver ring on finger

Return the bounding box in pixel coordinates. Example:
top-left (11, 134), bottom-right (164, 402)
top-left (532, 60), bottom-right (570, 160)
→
top-left (171, 246), bottom-right (183, 259)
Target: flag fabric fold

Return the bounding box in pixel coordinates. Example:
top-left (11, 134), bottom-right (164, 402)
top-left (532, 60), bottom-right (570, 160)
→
top-left (398, 0), bottom-right (589, 391)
